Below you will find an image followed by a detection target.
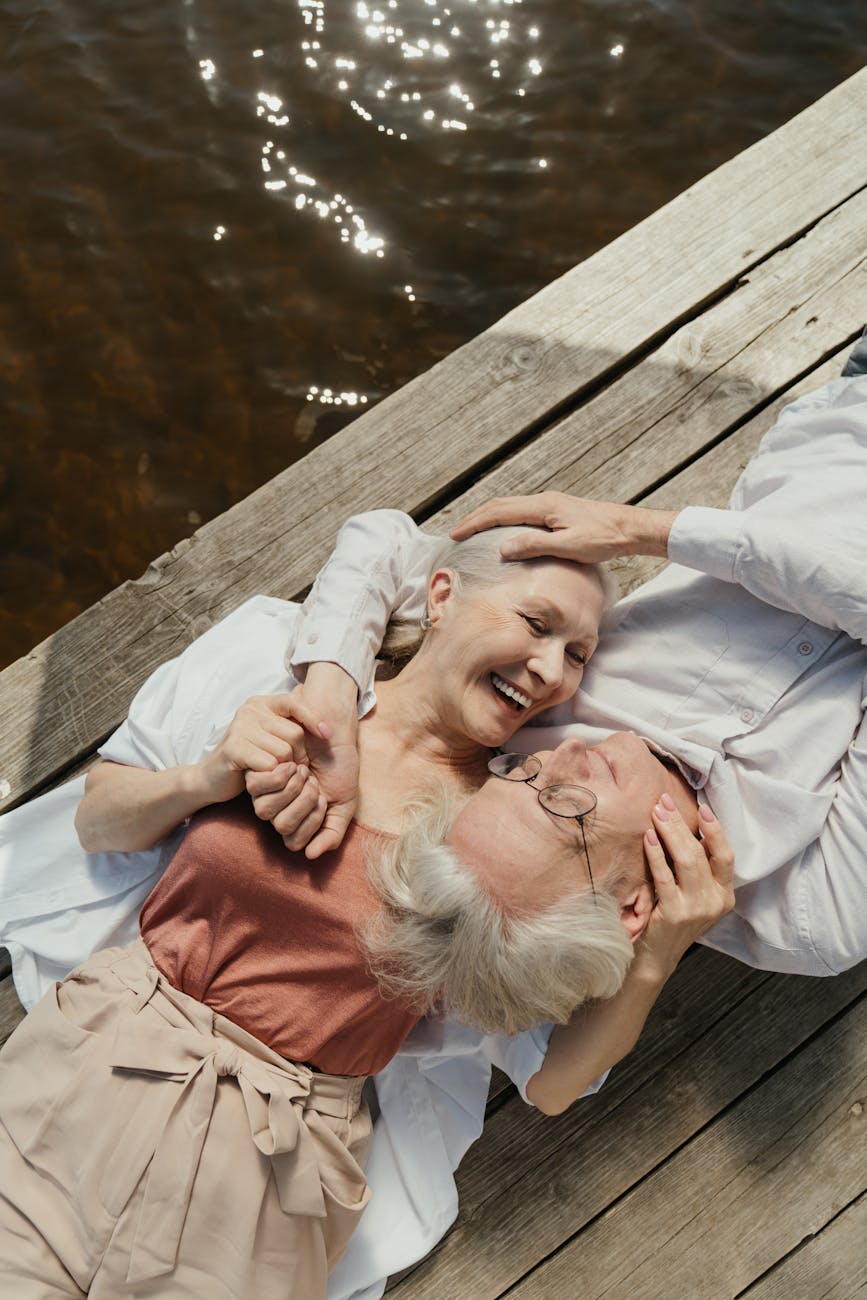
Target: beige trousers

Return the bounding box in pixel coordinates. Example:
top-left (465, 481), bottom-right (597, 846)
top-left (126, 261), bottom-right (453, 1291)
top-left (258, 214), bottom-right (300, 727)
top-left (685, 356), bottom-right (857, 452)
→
top-left (0, 940), bottom-right (372, 1298)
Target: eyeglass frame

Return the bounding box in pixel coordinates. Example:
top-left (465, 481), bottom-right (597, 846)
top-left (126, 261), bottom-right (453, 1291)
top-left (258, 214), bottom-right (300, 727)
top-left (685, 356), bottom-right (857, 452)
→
top-left (486, 752), bottom-right (598, 899)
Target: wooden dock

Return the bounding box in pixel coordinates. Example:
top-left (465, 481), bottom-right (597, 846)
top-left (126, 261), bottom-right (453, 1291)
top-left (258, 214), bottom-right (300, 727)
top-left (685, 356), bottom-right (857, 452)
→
top-left (3, 65), bottom-right (867, 1298)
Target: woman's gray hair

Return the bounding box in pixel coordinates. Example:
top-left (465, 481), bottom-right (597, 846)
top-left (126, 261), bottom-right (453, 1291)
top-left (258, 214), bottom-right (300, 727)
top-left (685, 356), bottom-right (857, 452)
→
top-left (361, 787), bottom-right (634, 1036)
top-left (380, 526), bottom-right (618, 667)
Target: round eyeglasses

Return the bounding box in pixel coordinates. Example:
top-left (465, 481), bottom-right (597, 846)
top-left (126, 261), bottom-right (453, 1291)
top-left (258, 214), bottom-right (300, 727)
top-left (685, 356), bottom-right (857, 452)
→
top-left (487, 752), bottom-right (598, 897)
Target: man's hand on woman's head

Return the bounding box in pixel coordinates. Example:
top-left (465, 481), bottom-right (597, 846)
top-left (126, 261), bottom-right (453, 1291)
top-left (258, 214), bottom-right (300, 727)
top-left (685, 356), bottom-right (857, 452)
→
top-left (638, 795), bottom-right (735, 983)
top-left (450, 491), bottom-right (677, 564)
top-left (245, 665), bottom-right (360, 860)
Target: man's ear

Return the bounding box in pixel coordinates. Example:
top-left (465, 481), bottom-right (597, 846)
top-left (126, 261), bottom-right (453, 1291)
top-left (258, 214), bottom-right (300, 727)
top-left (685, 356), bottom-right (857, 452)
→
top-left (427, 569), bottom-right (458, 626)
top-left (619, 878), bottom-right (654, 944)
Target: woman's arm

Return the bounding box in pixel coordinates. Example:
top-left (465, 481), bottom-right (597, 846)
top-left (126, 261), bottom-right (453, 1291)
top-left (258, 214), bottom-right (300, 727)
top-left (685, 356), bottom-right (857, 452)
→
top-left (76, 693), bottom-right (309, 852)
top-left (526, 802), bottom-right (735, 1115)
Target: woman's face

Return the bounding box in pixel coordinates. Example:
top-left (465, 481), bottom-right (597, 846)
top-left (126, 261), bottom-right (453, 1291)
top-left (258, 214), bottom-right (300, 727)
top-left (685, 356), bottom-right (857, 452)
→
top-left (422, 558), bottom-right (605, 749)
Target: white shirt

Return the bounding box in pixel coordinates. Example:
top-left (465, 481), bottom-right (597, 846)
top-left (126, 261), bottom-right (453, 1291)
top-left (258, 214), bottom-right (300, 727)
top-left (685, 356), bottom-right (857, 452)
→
top-left (293, 375), bottom-right (867, 977)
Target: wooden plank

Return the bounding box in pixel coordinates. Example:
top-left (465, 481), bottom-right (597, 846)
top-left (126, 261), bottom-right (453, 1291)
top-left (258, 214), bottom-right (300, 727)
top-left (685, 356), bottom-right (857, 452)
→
top-left (391, 961), bottom-right (867, 1298)
top-left (741, 1191), bottom-right (867, 1300)
top-left (429, 189), bottom-right (867, 538)
top-left (0, 975), bottom-right (24, 1049)
top-left (2, 70), bottom-right (866, 810)
top-left (511, 996), bottom-right (867, 1300)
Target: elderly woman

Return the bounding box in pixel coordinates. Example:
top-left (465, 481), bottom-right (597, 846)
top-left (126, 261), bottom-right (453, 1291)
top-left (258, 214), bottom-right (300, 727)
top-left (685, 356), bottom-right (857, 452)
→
top-left (0, 524), bottom-right (732, 1300)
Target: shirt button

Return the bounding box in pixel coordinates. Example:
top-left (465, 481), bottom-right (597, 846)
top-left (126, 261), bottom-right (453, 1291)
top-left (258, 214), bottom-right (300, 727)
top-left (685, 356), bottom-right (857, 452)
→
top-left (306, 632), bottom-right (319, 645)
top-left (740, 707), bottom-right (754, 723)
top-left (798, 641), bottom-right (813, 656)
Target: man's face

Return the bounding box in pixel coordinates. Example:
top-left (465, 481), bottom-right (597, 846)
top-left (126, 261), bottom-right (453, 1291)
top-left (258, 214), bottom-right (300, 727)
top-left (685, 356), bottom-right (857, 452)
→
top-left (448, 734), bottom-right (689, 912)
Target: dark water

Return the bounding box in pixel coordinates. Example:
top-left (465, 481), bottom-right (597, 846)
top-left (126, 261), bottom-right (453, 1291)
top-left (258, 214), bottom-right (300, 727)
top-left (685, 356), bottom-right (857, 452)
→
top-left (1, 1), bottom-right (865, 667)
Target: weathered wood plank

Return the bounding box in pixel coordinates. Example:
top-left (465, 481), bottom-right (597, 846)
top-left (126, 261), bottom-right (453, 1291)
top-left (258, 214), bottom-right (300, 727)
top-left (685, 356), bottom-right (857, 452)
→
top-left (2, 69), bottom-right (866, 811)
top-left (741, 1190), bottom-right (867, 1300)
top-left (0, 975), bottom-right (24, 1049)
top-left (429, 189), bottom-right (867, 538)
top-left (511, 996), bottom-right (867, 1300)
top-left (391, 962), bottom-right (867, 1298)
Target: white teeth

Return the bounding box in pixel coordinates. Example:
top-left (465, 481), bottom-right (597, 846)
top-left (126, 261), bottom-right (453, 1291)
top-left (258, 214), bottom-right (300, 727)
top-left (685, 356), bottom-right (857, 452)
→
top-left (491, 673), bottom-right (532, 709)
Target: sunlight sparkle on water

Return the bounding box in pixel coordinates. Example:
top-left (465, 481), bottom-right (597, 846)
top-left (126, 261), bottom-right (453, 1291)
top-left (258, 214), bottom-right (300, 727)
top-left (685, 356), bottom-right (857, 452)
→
top-left (256, 0), bottom-right (554, 280)
top-left (306, 386), bottom-right (369, 406)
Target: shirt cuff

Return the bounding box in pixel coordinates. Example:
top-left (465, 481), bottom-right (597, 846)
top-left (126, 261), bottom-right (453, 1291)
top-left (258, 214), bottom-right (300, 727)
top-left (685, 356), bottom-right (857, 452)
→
top-left (667, 505), bottom-right (745, 583)
top-left (290, 616), bottom-right (381, 701)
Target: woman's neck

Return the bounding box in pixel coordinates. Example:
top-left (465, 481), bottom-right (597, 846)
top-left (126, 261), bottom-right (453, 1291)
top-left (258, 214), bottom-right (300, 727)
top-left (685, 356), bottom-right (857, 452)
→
top-left (355, 675), bottom-right (490, 832)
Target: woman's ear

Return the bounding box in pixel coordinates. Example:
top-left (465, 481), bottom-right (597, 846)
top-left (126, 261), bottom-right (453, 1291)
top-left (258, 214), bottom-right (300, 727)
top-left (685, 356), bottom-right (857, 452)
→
top-left (619, 878), bottom-right (654, 943)
top-left (427, 569), bottom-right (458, 626)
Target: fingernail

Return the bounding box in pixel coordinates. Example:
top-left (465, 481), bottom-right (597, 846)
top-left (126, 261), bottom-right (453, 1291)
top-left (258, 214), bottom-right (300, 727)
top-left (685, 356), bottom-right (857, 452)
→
top-left (654, 803), bottom-right (669, 821)
top-left (699, 803), bottom-right (716, 823)
top-left (500, 542), bottom-right (517, 559)
top-left (317, 721), bottom-right (333, 740)
top-left (645, 828), bottom-right (659, 846)
top-left (661, 792), bottom-right (676, 810)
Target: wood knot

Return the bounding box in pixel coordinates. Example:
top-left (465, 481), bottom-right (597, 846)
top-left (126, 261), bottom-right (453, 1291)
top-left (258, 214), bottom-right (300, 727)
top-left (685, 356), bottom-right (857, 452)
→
top-left (495, 339), bottom-right (544, 381)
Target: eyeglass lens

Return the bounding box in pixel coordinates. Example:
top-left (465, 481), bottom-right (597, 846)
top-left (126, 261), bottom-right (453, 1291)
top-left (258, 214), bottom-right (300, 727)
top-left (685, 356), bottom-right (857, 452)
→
top-left (488, 753), bottom-right (597, 819)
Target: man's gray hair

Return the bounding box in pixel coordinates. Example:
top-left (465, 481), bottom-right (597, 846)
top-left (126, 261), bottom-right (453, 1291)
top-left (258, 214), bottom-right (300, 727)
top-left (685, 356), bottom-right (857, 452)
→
top-left (361, 787), bottom-right (634, 1036)
top-left (380, 526), bottom-right (618, 666)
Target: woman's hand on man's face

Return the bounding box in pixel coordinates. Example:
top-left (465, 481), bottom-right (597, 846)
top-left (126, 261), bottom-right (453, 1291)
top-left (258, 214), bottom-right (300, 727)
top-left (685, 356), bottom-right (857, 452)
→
top-left (638, 795), bottom-right (735, 983)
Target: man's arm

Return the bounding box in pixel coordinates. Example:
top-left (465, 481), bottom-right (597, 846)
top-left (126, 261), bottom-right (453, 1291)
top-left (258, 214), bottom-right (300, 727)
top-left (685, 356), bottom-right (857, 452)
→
top-left (453, 377), bottom-right (867, 644)
top-left (291, 509), bottom-right (436, 704)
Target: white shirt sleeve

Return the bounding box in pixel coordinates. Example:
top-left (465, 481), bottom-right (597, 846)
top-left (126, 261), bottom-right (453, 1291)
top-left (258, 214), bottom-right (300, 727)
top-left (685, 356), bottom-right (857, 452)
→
top-left (289, 510), bottom-right (441, 711)
top-left (668, 375), bottom-right (867, 644)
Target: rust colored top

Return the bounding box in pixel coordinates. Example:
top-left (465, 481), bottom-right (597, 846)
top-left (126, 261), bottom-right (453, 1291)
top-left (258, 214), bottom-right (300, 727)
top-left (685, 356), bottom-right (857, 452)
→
top-left (139, 797), bottom-right (417, 1076)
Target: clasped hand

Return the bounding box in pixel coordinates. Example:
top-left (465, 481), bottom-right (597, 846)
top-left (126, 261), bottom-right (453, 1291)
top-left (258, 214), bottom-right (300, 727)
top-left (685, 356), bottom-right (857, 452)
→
top-left (200, 678), bottom-right (359, 859)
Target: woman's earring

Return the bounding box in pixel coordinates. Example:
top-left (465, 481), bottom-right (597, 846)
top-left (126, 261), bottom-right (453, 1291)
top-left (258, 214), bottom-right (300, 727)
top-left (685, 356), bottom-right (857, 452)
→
top-left (420, 614), bottom-right (432, 630)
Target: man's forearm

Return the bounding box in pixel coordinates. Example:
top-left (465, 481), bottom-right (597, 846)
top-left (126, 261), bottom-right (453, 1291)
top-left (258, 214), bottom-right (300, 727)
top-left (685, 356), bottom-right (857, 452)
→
top-left (291, 509), bottom-right (431, 696)
top-left (617, 505), bottom-right (678, 557)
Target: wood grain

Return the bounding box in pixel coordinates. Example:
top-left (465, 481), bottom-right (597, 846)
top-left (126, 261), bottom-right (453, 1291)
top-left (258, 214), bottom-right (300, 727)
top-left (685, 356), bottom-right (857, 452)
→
top-left (510, 995), bottom-right (867, 1300)
top-left (0, 976), bottom-right (25, 1049)
top-left (741, 1190), bottom-right (867, 1300)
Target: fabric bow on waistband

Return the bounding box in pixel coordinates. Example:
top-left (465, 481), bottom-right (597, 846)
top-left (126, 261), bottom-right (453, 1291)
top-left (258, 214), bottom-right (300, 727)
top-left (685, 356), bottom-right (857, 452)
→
top-left (110, 1019), bottom-right (332, 1284)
